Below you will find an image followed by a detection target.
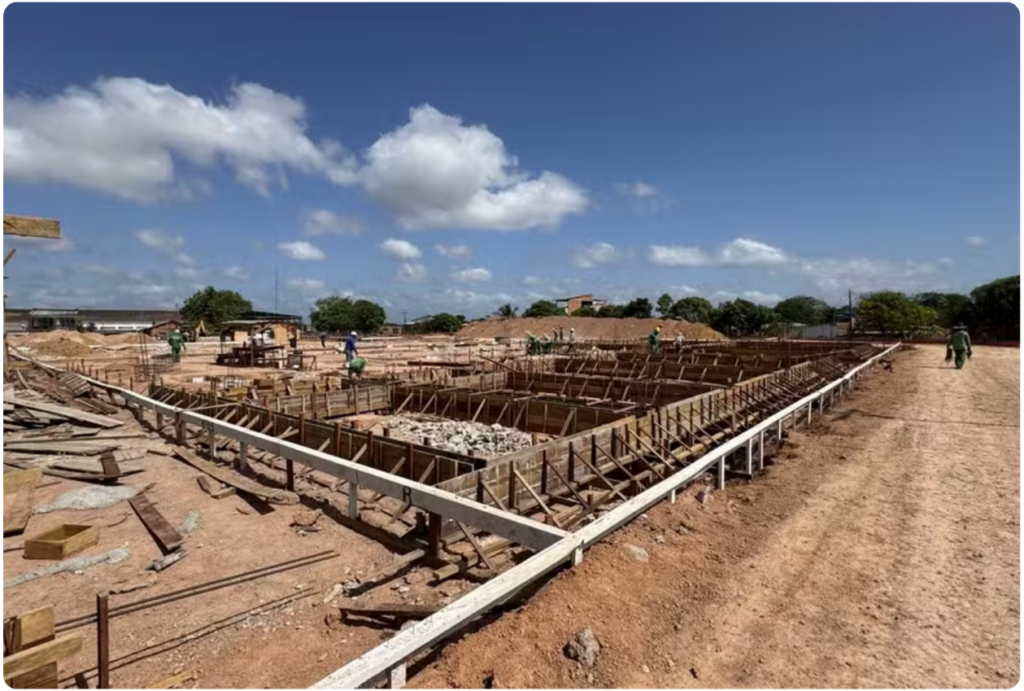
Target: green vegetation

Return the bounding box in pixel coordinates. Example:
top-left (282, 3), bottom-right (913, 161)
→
top-left (309, 296), bottom-right (386, 334)
top-left (522, 300), bottom-right (564, 318)
top-left (180, 287), bottom-right (252, 327)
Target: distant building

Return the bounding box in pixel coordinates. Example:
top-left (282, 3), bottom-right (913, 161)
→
top-left (555, 294), bottom-right (607, 315)
top-left (378, 324), bottom-right (405, 337)
top-left (4, 308), bottom-right (180, 333)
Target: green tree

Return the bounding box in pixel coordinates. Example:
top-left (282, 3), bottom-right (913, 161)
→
top-left (571, 306), bottom-right (598, 317)
top-left (595, 304), bottom-right (625, 318)
top-left (622, 297), bottom-right (653, 319)
top-left (669, 296), bottom-right (714, 324)
top-left (773, 295), bottom-right (831, 325)
top-left (428, 313), bottom-right (463, 333)
top-left (656, 293), bottom-right (674, 318)
top-left (857, 291), bottom-right (937, 337)
top-left (309, 296), bottom-right (386, 334)
top-left (496, 304), bottom-right (518, 319)
top-left (180, 287), bottom-right (252, 327)
top-left (969, 275), bottom-right (1020, 339)
top-left (711, 299), bottom-right (778, 337)
top-left (913, 292), bottom-right (973, 330)
top-left (522, 300), bottom-right (564, 318)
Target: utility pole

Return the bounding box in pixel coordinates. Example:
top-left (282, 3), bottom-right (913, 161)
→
top-left (274, 268), bottom-right (279, 314)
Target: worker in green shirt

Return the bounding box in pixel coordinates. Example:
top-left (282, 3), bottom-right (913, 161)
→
top-left (526, 333), bottom-right (541, 355)
top-left (648, 326), bottom-right (662, 355)
top-left (347, 355), bottom-right (367, 379)
top-left (168, 328), bottom-right (185, 363)
top-left (946, 324), bottom-right (973, 370)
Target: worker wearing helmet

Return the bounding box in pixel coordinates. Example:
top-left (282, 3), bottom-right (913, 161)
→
top-left (344, 331), bottom-right (359, 363)
top-left (648, 326), bottom-right (662, 355)
top-left (946, 324), bottom-right (972, 370)
top-left (168, 328), bottom-right (185, 363)
top-left (568, 327), bottom-right (577, 352)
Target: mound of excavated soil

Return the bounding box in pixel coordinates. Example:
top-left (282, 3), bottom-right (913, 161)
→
top-left (27, 339), bottom-right (95, 357)
top-left (9, 329), bottom-right (156, 348)
top-left (457, 317), bottom-right (724, 341)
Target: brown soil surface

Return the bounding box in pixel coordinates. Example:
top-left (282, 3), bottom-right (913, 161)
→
top-left (411, 344), bottom-right (1020, 689)
top-left (457, 317), bottom-right (724, 341)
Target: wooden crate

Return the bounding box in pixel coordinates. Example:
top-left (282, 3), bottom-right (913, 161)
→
top-left (23, 525), bottom-right (98, 560)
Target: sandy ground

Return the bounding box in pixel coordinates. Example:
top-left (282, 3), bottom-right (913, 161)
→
top-left (411, 345), bottom-right (1020, 688)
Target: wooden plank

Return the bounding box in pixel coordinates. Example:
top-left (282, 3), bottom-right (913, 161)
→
top-left (129, 494), bottom-right (184, 553)
top-left (5, 398), bottom-right (121, 428)
top-left (3, 215), bottom-right (61, 240)
top-left (196, 476), bottom-right (235, 499)
top-left (338, 603), bottom-right (439, 620)
top-left (172, 446), bottom-right (294, 503)
top-left (149, 671), bottom-right (195, 689)
top-left (5, 607), bottom-right (58, 689)
top-left (512, 468), bottom-right (560, 528)
top-left (2, 635), bottom-right (82, 681)
top-left (457, 521), bottom-right (495, 570)
top-left (3, 470), bottom-right (41, 495)
top-left (2, 440), bottom-right (119, 456)
top-left (3, 485), bottom-right (36, 537)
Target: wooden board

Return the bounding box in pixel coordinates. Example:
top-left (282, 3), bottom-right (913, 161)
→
top-left (129, 494), bottom-right (184, 553)
top-left (3, 470), bottom-right (41, 495)
top-left (2, 215), bottom-right (61, 240)
top-left (24, 524), bottom-right (98, 560)
top-left (2, 635), bottom-right (81, 681)
top-left (4, 398), bottom-right (122, 429)
top-left (4, 607), bottom-right (58, 689)
top-left (173, 447), bottom-right (293, 503)
top-left (3, 484), bottom-right (37, 537)
top-left (1, 441), bottom-right (119, 456)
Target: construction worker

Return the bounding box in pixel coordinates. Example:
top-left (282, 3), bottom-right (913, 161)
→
top-left (347, 355), bottom-right (367, 379)
top-left (526, 333), bottom-right (541, 355)
top-left (168, 328), bottom-right (185, 363)
top-left (319, 331), bottom-right (327, 349)
top-left (559, 326), bottom-right (565, 343)
top-left (344, 331), bottom-right (358, 363)
top-left (288, 327), bottom-right (298, 349)
top-left (946, 324), bottom-right (973, 370)
top-left (648, 326), bottom-right (662, 355)
top-left (675, 332), bottom-right (685, 351)
top-left (568, 327), bottom-right (577, 352)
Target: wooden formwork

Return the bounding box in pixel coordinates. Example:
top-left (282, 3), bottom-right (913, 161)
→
top-left (149, 385), bottom-right (482, 482)
top-left (391, 384), bottom-right (630, 441)
top-left (507, 371), bottom-right (710, 406)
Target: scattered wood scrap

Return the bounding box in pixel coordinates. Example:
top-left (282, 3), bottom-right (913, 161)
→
top-left (173, 446), bottom-right (296, 504)
top-left (150, 671), bottom-right (196, 689)
top-left (23, 525), bottom-right (98, 560)
top-left (334, 603), bottom-right (438, 628)
top-left (129, 494), bottom-right (184, 553)
top-left (3, 470), bottom-right (41, 537)
top-left (4, 398), bottom-right (122, 429)
top-left (3, 606), bottom-right (59, 688)
top-left (147, 549), bottom-right (187, 572)
top-left (1, 440), bottom-right (120, 456)
top-left (196, 476), bottom-right (235, 499)
top-left (2, 634), bottom-right (82, 682)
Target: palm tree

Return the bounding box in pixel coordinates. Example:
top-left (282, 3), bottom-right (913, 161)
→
top-left (496, 304), bottom-right (518, 319)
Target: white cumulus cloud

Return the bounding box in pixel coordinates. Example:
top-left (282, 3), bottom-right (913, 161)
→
top-left (5, 77), bottom-right (356, 200)
top-left (452, 267), bottom-right (492, 283)
top-left (435, 243), bottom-right (472, 259)
top-left (279, 240), bottom-right (326, 261)
top-left (617, 181), bottom-right (658, 198)
top-left (380, 238), bottom-right (422, 260)
top-left (360, 105), bottom-right (588, 231)
top-left (966, 235), bottom-right (987, 247)
top-left (135, 229), bottom-right (193, 265)
top-left (573, 242), bottom-right (621, 269)
top-left (222, 265), bottom-right (250, 282)
top-left (303, 209), bottom-right (365, 236)
top-left (718, 238), bottom-right (788, 265)
top-left (396, 263), bottom-right (428, 282)
top-left (648, 245), bottom-right (712, 267)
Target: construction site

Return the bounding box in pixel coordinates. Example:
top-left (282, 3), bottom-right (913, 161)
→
top-left (3, 216), bottom-right (1019, 691)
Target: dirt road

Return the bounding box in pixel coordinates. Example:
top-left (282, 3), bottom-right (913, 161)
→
top-left (413, 345), bottom-right (1020, 688)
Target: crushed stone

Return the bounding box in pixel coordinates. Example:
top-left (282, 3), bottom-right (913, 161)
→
top-left (4, 549), bottom-right (131, 588)
top-left (386, 416), bottom-right (533, 458)
top-left (36, 485), bottom-right (139, 513)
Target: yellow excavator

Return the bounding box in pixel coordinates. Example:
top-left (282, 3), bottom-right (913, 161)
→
top-left (181, 319), bottom-right (209, 342)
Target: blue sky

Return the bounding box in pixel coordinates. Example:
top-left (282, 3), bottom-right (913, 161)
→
top-left (3, 3), bottom-right (1019, 320)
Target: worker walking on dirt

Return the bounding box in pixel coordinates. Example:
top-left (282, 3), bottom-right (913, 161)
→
top-left (344, 331), bottom-right (359, 363)
top-left (168, 328), bottom-right (185, 363)
top-left (319, 332), bottom-right (327, 349)
top-left (946, 324), bottom-right (973, 370)
top-left (648, 326), bottom-right (662, 355)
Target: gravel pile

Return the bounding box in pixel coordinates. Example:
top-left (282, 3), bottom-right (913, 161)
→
top-left (36, 485), bottom-right (139, 513)
top-left (387, 416), bottom-right (533, 457)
